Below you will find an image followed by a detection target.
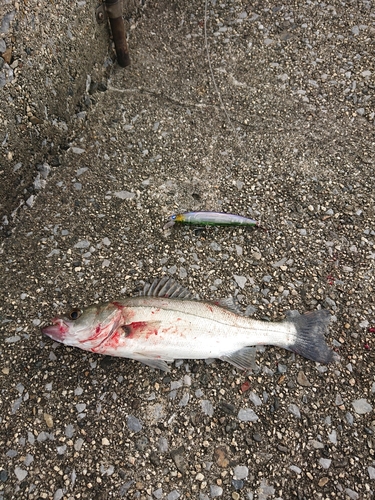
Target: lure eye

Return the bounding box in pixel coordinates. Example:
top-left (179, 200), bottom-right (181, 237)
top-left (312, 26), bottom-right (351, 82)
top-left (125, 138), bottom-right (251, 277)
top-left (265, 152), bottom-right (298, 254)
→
top-left (171, 215), bottom-right (176, 220)
top-left (69, 308), bottom-right (81, 320)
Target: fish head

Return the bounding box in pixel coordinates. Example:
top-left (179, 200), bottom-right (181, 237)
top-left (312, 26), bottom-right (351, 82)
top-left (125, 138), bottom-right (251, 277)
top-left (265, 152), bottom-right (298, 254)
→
top-left (41, 303), bottom-right (123, 350)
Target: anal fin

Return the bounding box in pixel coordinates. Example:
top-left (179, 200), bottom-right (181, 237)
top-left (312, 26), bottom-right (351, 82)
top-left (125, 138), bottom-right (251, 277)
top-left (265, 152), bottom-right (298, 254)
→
top-left (133, 351), bottom-right (173, 372)
top-left (219, 346), bottom-right (257, 371)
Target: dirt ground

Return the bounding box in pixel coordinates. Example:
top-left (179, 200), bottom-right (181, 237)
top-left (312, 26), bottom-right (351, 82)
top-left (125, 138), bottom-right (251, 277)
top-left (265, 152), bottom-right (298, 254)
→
top-left (1, 0), bottom-right (375, 499)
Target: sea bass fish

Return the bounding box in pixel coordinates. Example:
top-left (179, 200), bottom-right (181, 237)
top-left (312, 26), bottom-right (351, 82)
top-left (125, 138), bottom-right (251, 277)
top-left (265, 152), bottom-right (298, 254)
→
top-left (42, 277), bottom-right (335, 372)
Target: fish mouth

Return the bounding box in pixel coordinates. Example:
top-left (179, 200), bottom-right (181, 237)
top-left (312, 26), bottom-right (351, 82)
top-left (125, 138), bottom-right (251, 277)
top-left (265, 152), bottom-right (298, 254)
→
top-left (41, 318), bottom-right (69, 342)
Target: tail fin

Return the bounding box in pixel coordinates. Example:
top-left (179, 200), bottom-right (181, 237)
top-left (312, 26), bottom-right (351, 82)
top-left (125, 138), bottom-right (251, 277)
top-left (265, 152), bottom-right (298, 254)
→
top-left (286, 310), bottom-right (336, 364)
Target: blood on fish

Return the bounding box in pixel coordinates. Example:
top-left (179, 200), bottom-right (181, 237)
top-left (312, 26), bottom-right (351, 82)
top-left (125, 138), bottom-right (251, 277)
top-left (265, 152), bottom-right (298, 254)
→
top-left (106, 330), bottom-right (122, 349)
top-left (91, 329), bottom-right (122, 353)
top-left (81, 324), bottom-right (103, 343)
top-left (123, 321), bottom-right (159, 339)
top-left (59, 323), bottom-right (67, 334)
top-left (113, 301), bottom-right (125, 310)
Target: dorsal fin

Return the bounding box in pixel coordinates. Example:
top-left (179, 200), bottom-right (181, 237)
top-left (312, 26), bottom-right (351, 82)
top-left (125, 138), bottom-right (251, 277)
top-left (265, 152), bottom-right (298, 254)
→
top-left (141, 277), bottom-right (193, 299)
top-left (213, 297), bottom-right (243, 315)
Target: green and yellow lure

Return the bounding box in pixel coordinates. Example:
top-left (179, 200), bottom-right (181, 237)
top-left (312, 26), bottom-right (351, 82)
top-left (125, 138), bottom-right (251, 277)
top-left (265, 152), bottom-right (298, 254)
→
top-left (164, 211), bottom-right (259, 229)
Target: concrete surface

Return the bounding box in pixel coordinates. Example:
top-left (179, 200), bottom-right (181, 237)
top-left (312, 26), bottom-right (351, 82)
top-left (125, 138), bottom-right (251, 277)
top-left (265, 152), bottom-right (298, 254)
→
top-left (1, 0), bottom-right (375, 499)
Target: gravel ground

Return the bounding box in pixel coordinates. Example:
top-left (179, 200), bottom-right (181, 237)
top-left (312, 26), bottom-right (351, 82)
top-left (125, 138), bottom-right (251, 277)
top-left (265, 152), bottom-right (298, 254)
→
top-left (1, 0), bottom-right (375, 499)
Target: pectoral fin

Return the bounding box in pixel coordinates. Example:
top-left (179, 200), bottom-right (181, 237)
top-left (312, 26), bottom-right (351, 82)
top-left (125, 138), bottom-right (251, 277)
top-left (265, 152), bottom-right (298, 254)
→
top-left (219, 346), bottom-right (257, 371)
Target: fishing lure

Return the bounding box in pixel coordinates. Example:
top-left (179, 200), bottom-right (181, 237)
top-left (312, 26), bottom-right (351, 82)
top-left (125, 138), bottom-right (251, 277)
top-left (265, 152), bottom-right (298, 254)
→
top-left (164, 211), bottom-right (259, 229)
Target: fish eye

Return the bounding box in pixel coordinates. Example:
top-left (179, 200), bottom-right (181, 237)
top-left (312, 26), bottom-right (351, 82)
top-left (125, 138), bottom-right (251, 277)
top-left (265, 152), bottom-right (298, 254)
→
top-left (69, 308), bottom-right (81, 320)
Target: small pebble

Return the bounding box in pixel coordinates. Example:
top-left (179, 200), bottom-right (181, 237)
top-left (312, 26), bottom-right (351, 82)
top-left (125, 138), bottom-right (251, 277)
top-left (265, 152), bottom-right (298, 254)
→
top-left (238, 408), bottom-right (258, 422)
top-left (71, 147), bottom-right (85, 154)
top-left (65, 424), bottom-right (75, 438)
top-left (74, 240), bottom-right (90, 249)
top-left (335, 393), bottom-right (343, 406)
top-left (114, 190), bottom-right (135, 200)
top-left (76, 403), bottom-right (86, 413)
top-left (288, 404), bottom-right (301, 418)
top-left (233, 275), bottom-right (247, 289)
top-left (44, 413), bottom-right (53, 428)
top-left (352, 398), bottom-right (372, 414)
top-left (14, 467), bottom-right (28, 481)
top-left (214, 446), bottom-right (229, 468)
top-left (74, 438), bottom-right (84, 452)
top-left (53, 489), bottom-right (64, 500)
top-left (319, 458), bottom-right (332, 469)
top-left (136, 436), bottom-right (148, 451)
top-left (24, 454), bottom-right (34, 466)
top-left (153, 488), bottom-right (163, 499)
top-left (171, 380), bottom-right (183, 390)
top-left (179, 393), bottom-right (189, 406)
top-left (289, 465), bottom-right (301, 474)
top-left (232, 480), bottom-right (244, 491)
top-left (158, 437), bottom-right (168, 453)
top-left (233, 465), bottom-right (248, 480)
top-left (56, 445), bottom-right (66, 455)
top-left (249, 391), bottom-right (262, 406)
top-left (310, 439), bottom-right (324, 449)
top-left (210, 485), bottom-right (223, 497)
top-left (201, 400), bottom-right (214, 416)
top-left (0, 469), bottom-right (8, 482)
top-left (37, 432), bottom-right (48, 442)
top-left (345, 488), bottom-right (359, 500)
top-left (328, 430), bottom-right (337, 444)
top-left (170, 446), bottom-right (186, 475)
top-left (345, 412), bottom-right (354, 425)
top-left (297, 371), bottom-right (312, 387)
top-left (167, 490), bottom-right (180, 500)
top-left (127, 415), bottom-right (143, 432)
top-left (219, 401), bottom-right (236, 415)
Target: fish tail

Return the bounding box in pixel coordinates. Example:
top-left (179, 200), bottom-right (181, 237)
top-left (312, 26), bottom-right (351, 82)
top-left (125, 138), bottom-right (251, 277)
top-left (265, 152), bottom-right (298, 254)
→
top-left (286, 310), bottom-right (336, 363)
